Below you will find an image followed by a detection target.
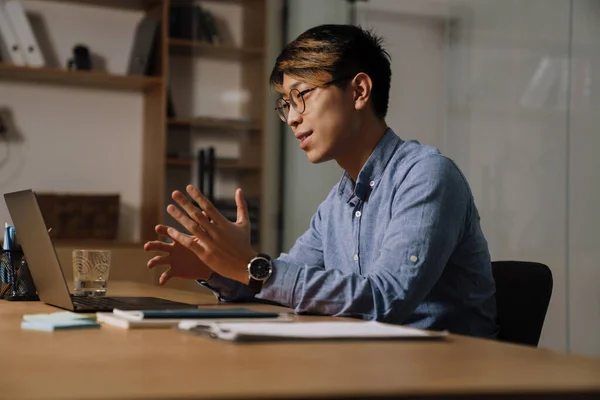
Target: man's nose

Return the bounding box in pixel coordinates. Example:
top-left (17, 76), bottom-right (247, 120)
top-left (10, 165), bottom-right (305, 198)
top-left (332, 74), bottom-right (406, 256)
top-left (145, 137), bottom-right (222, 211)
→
top-left (287, 105), bottom-right (302, 127)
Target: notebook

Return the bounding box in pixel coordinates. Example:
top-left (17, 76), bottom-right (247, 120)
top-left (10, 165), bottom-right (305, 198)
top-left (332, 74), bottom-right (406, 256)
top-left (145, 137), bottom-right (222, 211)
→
top-left (21, 319), bottom-right (100, 332)
top-left (177, 320), bottom-right (449, 342)
top-left (98, 308), bottom-right (293, 329)
top-left (113, 307), bottom-right (285, 321)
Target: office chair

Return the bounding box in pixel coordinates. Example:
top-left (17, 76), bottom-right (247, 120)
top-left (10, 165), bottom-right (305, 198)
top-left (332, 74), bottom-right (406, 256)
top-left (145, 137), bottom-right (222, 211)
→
top-left (491, 261), bottom-right (553, 347)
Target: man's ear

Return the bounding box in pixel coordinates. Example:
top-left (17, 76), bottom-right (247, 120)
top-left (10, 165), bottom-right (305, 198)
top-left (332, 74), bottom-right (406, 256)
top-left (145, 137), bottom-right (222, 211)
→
top-left (352, 72), bottom-right (372, 111)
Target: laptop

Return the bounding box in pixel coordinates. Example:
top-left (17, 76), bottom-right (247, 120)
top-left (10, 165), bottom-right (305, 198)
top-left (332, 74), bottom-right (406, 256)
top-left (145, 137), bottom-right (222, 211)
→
top-left (4, 189), bottom-right (197, 312)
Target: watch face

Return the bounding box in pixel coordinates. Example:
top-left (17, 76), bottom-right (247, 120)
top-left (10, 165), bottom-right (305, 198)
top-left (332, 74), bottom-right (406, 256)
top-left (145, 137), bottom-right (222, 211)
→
top-left (250, 257), bottom-right (272, 280)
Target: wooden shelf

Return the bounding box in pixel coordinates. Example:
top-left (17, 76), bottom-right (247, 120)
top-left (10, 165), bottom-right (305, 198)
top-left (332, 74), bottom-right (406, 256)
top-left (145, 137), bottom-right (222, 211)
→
top-left (217, 159), bottom-right (261, 171)
top-left (166, 158), bottom-right (193, 167)
top-left (166, 158), bottom-right (260, 172)
top-left (176, 0), bottom-right (261, 4)
top-left (0, 63), bottom-right (163, 92)
top-left (169, 39), bottom-right (264, 60)
top-left (168, 117), bottom-right (261, 132)
top-left (47, 0), bottom-right (161, 11)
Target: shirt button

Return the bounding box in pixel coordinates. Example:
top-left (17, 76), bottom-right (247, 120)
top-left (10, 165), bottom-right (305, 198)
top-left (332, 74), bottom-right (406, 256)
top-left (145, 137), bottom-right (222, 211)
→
top-left (355, 211), bottom-right (361, 218)
top-left (410, 255), bottom-right (418, 263)
top-left (353, 254), bottom-right (359, 262)
top-left (369, 181), bottom-right (375, 187)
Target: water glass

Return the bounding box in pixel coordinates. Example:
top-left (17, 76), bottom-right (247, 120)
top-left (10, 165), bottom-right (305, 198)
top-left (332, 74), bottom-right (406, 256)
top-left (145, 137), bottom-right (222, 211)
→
top-left (72, 249), bottom-right (111, 296)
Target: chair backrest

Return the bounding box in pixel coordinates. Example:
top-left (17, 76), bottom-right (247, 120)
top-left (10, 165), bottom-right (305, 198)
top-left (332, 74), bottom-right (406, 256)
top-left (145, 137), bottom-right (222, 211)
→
top-left (491, 261), bottom-right (553, 347)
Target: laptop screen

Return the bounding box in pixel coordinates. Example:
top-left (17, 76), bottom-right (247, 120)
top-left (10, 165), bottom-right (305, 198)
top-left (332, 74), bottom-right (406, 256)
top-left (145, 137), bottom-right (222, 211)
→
top-left (4, 189), bottom-right (74, 310)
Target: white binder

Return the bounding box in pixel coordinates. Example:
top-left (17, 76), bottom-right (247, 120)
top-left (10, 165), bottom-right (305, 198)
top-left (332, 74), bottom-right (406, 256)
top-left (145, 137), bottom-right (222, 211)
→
top-left (0, 1), bottom-right (25, 65)
top-left (4, 0), bottom-right (44, 67)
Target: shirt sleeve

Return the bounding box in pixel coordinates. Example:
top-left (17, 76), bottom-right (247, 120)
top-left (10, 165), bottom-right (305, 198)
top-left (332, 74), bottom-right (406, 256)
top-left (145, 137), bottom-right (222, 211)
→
top-left (197, 193), bottom-right (327, 302)
top-left (255, 155), bottom-right (470, 323)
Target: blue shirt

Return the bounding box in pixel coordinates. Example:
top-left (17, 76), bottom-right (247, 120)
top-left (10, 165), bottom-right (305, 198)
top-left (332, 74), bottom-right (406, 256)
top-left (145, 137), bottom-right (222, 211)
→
top-left (201, 128), bottom-right (498, 338)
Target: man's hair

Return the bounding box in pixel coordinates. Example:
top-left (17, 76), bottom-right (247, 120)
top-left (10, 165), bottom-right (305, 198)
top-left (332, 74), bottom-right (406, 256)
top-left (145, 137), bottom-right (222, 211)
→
top-left (270, 24), bottom-right (392, 119)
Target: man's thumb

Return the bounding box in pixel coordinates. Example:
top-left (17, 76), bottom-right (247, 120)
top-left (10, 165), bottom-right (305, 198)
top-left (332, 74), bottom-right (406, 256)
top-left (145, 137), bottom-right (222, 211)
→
top-left (235, 188), bottom-right (249, 225)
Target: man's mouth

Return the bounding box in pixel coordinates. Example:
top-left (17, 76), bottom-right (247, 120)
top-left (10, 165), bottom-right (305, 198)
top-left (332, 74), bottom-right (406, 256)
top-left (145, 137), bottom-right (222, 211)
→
top-left (296, 131), bottom-right (312, 142)
top-left (297, 131), bottom-right (313, 150)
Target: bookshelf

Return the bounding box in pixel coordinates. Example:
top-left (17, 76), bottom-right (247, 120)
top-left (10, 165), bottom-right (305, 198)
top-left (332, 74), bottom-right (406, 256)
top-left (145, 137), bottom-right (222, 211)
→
top-left (0, 0), bottom-right (274, 287)
top-left (164, 0), bottom-right (269, 253)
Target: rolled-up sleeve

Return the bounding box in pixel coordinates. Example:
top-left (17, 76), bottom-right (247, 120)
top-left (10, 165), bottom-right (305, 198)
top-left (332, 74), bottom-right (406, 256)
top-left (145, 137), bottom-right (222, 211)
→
top-left (256, 156), bottom-right (469, 323)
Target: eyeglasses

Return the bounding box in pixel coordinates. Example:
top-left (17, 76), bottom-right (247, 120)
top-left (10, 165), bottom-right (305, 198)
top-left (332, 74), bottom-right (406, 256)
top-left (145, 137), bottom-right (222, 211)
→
top-left (275, 76), bottom-right (352, 122)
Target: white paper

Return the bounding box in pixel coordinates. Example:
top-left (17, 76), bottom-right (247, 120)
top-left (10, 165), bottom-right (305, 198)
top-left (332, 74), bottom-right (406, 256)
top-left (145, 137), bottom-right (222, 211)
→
top-left (196, 321), bottom-right (447, 341)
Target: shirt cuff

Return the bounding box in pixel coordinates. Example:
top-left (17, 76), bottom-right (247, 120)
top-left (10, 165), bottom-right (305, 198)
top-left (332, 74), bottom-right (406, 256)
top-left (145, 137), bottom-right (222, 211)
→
top-left (196, 273), bottom-right (255, 302)
top-left (255, 259), bottom-right (302, 307)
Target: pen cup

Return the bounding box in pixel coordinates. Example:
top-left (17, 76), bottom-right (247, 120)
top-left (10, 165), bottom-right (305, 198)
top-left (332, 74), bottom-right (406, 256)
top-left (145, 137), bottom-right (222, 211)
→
top-left (72, 249), bottom-right (111, 297)
top-left (0, 250), bottom-right (38, 301)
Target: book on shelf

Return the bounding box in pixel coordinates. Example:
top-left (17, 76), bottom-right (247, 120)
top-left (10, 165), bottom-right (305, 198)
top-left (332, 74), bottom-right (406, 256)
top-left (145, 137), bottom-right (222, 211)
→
top-left (128, 15), bottom-right (160, 76)
top-left (0, 0), bottom-right (44, 67)
top-left (169, 3), bottom-right (221, 45)
top-left (0, 1), bottom-right (26, 65)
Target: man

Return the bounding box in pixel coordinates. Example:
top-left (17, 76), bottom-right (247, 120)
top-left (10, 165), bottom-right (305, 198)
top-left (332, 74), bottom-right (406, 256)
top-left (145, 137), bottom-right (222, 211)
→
top-left (144, 24), bottom-right (498, 338)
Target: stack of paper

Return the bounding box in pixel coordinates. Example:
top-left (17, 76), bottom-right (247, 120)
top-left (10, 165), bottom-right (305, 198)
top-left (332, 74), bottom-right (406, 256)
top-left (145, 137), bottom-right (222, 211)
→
top-left (97, 308), bottom-right (293, 329)
top-left (177, 321), bottom-right (449, 342)
top-left (21, 311), bottom-right (99, 332)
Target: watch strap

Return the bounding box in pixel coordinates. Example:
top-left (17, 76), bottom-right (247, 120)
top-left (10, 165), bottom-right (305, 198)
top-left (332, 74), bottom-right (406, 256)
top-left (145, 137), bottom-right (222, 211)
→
top-left (248, 277), bottom-right (263, 293)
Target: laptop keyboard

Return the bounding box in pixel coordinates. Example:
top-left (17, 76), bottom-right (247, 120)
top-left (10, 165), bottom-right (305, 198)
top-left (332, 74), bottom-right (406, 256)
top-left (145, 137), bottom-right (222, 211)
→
top-left (71, 295), bottom-right (130, 310)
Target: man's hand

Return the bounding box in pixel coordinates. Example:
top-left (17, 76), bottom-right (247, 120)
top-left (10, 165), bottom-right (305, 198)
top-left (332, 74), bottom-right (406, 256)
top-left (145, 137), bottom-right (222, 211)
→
top-left (164, 185), bottom-right (257, 285)
top-left (144, 225), bottom-right (213, 285)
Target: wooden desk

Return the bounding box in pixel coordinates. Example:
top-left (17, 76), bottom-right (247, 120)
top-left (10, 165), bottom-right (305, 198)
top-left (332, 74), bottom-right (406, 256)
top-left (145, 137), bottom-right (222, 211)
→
top-left (1, 282), bottom-right (599, 400)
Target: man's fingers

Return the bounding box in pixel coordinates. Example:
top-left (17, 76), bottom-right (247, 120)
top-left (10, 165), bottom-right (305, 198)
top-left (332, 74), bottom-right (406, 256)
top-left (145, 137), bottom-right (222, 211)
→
top-left (147, 255), bottom-right (171, 269)
top-left (235, 188), bottom-right (249, 225)
top-left (166, 226), bottom-right (204, 257)
top-left (167, 204), bottom-right (211, 241)
top-left (171, 190), bottom-right (214, 233)
top-left (144, 240), bottom-right (171, 253)
top-left (185, 185), bottom-right (226, 225)
top-left (159, 269), bottom-right (173, 286)
top-left (155, 224), bottom-right (172, 238)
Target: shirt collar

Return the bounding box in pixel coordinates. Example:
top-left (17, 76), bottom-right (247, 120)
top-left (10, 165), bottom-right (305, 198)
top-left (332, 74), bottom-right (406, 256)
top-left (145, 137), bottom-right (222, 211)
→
top-left (338, 128), bottom-right (402, 203)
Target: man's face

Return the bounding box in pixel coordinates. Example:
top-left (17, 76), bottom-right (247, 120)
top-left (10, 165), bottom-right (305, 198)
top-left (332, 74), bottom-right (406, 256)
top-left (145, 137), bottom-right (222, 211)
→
top-left (281, 74), bottom-right (355, 163)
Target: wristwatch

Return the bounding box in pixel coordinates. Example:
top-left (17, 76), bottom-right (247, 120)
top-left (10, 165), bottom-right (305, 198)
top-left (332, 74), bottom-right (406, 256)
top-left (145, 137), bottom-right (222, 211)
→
top-left (247, 253), bottom-right (273, 293)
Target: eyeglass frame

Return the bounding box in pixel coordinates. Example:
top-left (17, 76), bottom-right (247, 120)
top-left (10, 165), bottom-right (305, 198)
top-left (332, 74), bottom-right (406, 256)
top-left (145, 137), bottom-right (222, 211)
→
top-left (274, 76), bottom-right (354, 122)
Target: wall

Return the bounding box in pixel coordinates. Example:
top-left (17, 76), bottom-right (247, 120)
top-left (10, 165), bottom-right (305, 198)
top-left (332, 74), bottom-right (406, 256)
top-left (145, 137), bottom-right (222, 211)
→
top-left (0, 0), bottom-right (145, 242)
top-left (356, 1), bottom-right (448, 150)
top-left (567, 0), bottom-right (600, 356)
top-left (280, 0), bottom-right (348, 252)
top-left (444, 0), bottom-right (571, 352)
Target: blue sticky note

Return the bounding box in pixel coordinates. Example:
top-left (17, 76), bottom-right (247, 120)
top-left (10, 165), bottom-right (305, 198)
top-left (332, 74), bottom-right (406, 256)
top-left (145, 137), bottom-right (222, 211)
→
top-left (21, 320), bottom-right (100, 332)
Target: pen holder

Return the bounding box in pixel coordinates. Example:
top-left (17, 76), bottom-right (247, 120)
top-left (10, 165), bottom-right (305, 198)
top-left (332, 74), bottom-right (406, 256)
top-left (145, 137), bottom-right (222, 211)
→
top-left (0, 250), bottom-right (39, 301)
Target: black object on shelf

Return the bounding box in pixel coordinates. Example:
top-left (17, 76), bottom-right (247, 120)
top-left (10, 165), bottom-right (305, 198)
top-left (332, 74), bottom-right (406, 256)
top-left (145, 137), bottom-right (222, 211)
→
top-left (207, 147), bottom-right (215, 203)
top-left (195, 147), bottom-right (215, 204)
top-left (169, 3), bottom-right (220, 44)
top-left (197, 149), bottom-right (205, 196)
top-left (167, 88), bottom-right (176, 118)
top-left (128, 16), bottom-right (160, 76)
top-left (67, 44), bottom-right (92, 70)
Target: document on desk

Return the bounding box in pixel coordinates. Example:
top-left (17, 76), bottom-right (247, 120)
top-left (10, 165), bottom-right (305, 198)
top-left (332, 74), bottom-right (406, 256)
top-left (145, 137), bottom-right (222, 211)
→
top-left (178, 320), bottom-right (448, 342)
